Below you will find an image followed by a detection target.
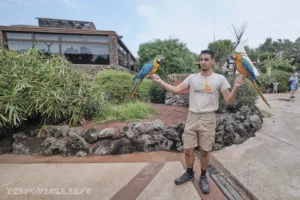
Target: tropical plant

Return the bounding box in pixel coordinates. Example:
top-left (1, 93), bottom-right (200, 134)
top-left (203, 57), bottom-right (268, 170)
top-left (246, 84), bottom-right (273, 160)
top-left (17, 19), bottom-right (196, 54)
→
top-left (0, 48), bottom-right (102, 129)
top-left (94, 69), bottom-right (152, 103)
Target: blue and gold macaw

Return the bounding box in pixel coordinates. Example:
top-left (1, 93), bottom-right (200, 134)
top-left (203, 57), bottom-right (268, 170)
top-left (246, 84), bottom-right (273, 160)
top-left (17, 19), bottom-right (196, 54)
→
top-left (229, 52), bottom-right (273, 110)
top-left (129, 55), bottom-right (165, 99)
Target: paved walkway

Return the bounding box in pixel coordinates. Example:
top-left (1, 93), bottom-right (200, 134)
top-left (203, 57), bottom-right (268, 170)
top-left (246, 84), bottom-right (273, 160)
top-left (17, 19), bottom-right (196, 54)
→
top-left (0, 152), bottom-right (226, 200)
top-left (1, 91), bottom-right (298, 200)
top-left (212, 91), bottom-right (300, 200)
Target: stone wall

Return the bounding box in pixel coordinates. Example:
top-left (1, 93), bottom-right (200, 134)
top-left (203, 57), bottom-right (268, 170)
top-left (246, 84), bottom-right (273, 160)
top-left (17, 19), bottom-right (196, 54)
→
top-left (0, 106), bottom-right (263, 156)
top-left (165, 73), bottom-right (190, 106)
top-left (109, 35), bottom-right (118, 66)
top-left (167, 73), bottom-right (190, 82)
top-left (72, 64), bottom-right (134, 81)
top-left (0, 31), bottom-right (3, 49)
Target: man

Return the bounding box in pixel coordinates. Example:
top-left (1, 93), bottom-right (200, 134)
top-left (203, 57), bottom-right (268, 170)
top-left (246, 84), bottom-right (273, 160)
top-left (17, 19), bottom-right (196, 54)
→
top-left (273, 81), bottom-right (279, 93)
top-left (151, 50), bottom-right (245, 194)
top-left (289, 72), bottom-right (298, 98)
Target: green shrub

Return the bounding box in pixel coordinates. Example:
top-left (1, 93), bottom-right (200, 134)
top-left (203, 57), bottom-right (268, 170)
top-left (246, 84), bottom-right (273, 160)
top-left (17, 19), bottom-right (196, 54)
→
top-left (149, 79), bottom-right (167, 103)
top-left (218, 75), bottom-right (258, 113)
top-left (256, 74), bottom-right (276, 93)
top-left (94, 101), bottom-right (158, 123)
top-left (257, 70), bottom-right (290, 93)
top-left (272, 58), bottom-right (296, 73)
top-left (270, 70), bottom-right (291, 92)
top-left (94, 70), bottom-right (152, 103)
top-left (0, 49), bottom-right (102, 129)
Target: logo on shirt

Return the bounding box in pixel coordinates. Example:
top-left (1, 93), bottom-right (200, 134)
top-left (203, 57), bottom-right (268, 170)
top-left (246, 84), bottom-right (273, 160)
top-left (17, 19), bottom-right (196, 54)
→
top-left (203, 81), bottom-right (212, 92)
top-left (194, 81), bottom-right (213, 94)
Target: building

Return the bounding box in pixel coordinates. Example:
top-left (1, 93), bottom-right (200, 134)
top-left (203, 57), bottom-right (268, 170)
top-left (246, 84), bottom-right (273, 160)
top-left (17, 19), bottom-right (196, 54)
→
top-left (0, 17), bottom-right (137, 77)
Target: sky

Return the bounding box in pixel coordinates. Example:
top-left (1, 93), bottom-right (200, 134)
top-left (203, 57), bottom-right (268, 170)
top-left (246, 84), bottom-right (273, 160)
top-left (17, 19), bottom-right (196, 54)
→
top-left (1, 0), bottom-right (300, 57)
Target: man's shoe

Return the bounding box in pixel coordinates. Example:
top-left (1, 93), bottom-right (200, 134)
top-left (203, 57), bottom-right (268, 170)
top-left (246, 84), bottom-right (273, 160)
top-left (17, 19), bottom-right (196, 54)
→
top-left (199, 176), bottom-right (210, 194)
top-left (175, 172), bottom-right (194, 185)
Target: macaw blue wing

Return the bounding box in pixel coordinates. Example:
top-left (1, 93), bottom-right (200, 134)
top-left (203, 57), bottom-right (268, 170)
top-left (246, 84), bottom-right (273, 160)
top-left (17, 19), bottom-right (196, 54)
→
top-left (241, 57), bottom-right (257, 81)
top-left (136, 63), bottom-right (154, 79)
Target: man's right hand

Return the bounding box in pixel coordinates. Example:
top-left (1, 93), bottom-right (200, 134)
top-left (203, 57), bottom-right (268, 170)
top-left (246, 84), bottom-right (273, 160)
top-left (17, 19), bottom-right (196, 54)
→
top-left (151, 74), bottom-right (162, 83)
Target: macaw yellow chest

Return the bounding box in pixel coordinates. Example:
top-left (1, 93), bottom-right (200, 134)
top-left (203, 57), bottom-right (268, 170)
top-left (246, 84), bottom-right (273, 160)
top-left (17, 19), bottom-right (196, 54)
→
top-left (235, 58), bottom-right (250, 78)
top-left (147, 60), bottom-right (160, 76)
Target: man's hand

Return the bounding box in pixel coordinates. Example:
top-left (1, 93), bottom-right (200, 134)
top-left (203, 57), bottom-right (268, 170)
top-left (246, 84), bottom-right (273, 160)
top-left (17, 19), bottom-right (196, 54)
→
top-left (151, 74), bottom-right (162, 83)
top-left (234, 75), bottom-right (246, 88)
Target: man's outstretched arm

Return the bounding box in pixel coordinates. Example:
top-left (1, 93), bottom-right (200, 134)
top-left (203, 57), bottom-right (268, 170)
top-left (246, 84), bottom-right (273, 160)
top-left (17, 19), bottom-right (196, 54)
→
top-left (151, 74), bottom-right (189, 94)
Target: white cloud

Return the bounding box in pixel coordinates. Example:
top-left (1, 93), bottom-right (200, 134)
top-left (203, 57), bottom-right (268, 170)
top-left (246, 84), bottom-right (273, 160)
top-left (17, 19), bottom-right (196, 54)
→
top-left (133, 0), bottom-right (300, 56)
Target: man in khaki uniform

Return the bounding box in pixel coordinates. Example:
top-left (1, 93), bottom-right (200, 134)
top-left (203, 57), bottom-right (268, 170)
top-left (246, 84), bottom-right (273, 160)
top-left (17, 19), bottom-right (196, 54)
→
top-left (151, 50), bottom-right (245, 194)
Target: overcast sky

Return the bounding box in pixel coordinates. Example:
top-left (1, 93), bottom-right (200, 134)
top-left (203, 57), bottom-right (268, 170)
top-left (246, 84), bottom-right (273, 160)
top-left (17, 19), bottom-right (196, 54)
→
top-left (1, 0), bottom-right (299, 57)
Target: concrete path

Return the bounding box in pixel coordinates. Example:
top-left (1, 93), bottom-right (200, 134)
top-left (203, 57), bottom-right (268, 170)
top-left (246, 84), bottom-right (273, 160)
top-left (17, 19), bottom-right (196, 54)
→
top-left (212, 91), bottom-right (300, 200)
top-left (0, 152), bottom-right (227, 200)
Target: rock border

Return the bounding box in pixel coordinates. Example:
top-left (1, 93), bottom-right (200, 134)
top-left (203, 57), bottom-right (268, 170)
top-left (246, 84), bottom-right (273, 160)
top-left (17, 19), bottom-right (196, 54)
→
top-left (0, 106), bottom-right (263, 156)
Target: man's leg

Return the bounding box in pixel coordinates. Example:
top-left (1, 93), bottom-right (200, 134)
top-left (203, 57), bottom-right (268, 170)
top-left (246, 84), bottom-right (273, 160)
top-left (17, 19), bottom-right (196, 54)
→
top-left (175, 148), bottom-right (196, 185)
top-left (175, 112), bottom-right (198, 185)
top-left (198, 113), bottom-right (216, 194)
top-left (200, 148), bottom-right (209, 175)
top-left (185, 148), bottom-right (195, 169)
top-left (199, 148), bottom-right (210, 194)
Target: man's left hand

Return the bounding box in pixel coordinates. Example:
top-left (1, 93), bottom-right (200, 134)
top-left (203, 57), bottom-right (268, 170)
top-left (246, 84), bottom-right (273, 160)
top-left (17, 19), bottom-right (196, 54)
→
top-left (234, 75), bottom-right (246, 88)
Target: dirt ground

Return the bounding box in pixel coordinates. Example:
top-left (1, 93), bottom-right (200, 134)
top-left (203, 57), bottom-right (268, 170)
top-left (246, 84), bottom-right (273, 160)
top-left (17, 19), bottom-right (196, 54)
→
top-left (81, 104), bottom-right (189, 132)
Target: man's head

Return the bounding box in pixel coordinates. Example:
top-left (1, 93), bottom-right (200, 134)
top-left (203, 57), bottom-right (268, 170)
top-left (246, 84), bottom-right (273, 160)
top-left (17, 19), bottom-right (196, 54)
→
top-left (199, 50), bottom-right (215, 71)
top-left (294, 72), bottom-right (298, 77)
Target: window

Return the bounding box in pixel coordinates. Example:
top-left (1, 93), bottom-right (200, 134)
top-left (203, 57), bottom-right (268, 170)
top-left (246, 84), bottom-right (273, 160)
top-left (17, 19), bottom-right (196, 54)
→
top-left (6, 32), bottom-right (32, 40)
top-left (62, 43), bottom-right (109, 64)
top-left (35, 34), bottom-right (59, 41)
top-left (5, 32), bottom-right (110, 65)
top-left (86, 35), bottom-right (108, 42)
top-left (118, 43), bottom-right (127, 67)
top-left (7, 41), bottom-right (33, 52)
top-left (61, 34), bottom-right (84, 42)
top-left (35, 42), bottom-right (60, 55)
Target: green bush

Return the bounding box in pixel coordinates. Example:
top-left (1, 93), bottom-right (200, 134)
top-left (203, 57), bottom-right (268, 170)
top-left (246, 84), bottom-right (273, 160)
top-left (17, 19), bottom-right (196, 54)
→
top-left (270, 70), bottom-right (291, 92)
top-left (272, 58), bottom-right (296, 73)
top-left (94, 70), bottom-right (152, 103)
top-left (148, 76), bottom-right (168, 103)
top-left (256, 74), bottom-right (276, 93)
top-left (257, 70), bottom-right (290, 93)
top-left (0, 49), bottom-right (102, 129)
top-left (218, 75), bottom-right (258, 113)
top-left (94, 101), bottom-right (158, 123)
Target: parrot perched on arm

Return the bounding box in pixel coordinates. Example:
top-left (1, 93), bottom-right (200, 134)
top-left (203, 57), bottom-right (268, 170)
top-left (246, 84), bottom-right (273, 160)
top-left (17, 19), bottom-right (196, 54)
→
top-left (229, 52), bottom-right (273, 110)
top-left (129, 55), bottom-right (165, 99)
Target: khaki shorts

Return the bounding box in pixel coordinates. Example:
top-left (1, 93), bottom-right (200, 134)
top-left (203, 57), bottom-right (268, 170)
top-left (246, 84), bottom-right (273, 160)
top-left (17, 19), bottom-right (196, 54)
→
top-left (182, 111), bottom-right (216, 152)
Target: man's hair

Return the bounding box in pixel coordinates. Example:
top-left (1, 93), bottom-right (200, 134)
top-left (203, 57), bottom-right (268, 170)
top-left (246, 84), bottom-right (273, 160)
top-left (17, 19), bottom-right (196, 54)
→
top-left (200, 50), bottom-right (215, 59)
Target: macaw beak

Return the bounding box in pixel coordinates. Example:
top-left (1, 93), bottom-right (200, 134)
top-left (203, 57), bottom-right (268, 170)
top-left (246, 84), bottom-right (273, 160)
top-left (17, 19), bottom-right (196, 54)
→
top-left (157, 56), bottom-right (165, 64)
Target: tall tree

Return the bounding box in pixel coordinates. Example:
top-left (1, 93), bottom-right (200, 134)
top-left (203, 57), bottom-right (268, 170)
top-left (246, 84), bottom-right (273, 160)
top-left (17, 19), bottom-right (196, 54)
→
top-left (137, 38), bottom-right (197, 77)
top-left (208, 39), bottom-right (232, 67)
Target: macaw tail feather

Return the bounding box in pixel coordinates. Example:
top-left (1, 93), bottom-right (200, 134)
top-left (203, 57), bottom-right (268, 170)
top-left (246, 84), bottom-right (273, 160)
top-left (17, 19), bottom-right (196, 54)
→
top-left (255, 79), bottom-right (262, 88)
top-left (129, 78), bottom-right (144, 99)
top-left (251, 80), bottom-right (273, 110)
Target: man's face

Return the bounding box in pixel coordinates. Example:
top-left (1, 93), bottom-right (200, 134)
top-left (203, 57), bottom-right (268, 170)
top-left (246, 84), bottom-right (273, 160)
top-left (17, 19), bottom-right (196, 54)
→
top-left (295, 72), bottom-right (298, 77)
top-left (199, 54), bottom-right (214, 71)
